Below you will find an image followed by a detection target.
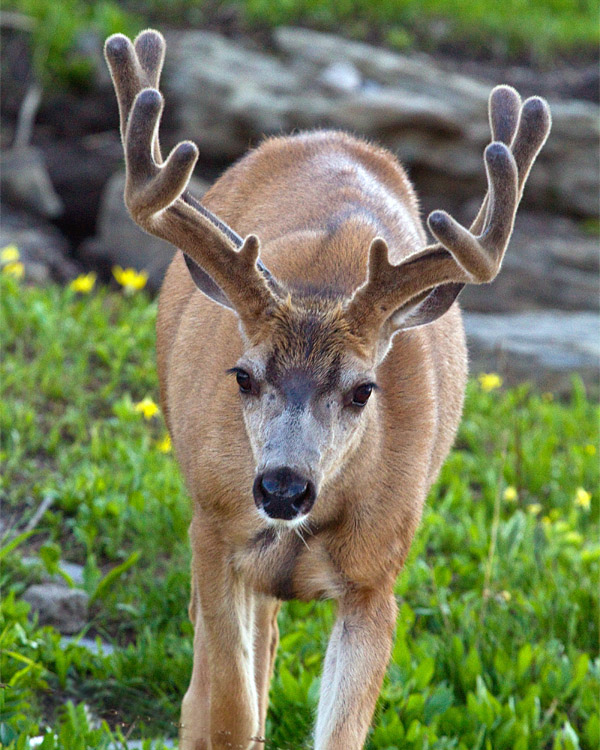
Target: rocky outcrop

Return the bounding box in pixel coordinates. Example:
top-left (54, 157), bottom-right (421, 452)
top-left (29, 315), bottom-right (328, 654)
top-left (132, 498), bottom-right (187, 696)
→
top-left (39, 132), bottom-right (123, 243)
top-left (0, 146), bottom-right (63, 219)
top-left (460, 212), bottom-right (599, 313)
top-left (464, 311), bottom-right (599, 394)
top-left (163, 27), bottom-right (599, 219)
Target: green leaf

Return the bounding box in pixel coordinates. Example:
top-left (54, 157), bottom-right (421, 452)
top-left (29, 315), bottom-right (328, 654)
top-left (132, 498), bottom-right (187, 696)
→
top-left (560, 720), bottom-right (581, 750)
top-left (414, 656), bottom-right (435, 689)
top-left (279, 664), bottom-right (302, 702)
top-left (585, 713), bottom-right (600, 748)
top-left (39, 542), bottom-right (61, 575)
top-left (424, 685), bottom-right (454, 724)
top-left (89, 550), bottom-right (141, 605)
top-left (0, 530), bottom-right (34, 563)
top-left (517, 644), bottom-right (533, 680)
top-left (567, 653), bottom-right (589, 692)
top-left (464, 647), bottom-right (483, 690)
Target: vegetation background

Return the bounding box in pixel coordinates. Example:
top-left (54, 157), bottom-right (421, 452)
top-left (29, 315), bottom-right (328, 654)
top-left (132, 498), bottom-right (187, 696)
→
top-left (1, 1), bottom-right (598, 749)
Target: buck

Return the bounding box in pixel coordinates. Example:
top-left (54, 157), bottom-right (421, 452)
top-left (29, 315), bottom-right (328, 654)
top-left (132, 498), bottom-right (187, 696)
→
top-left (105, 29), bottom-right (550, 750)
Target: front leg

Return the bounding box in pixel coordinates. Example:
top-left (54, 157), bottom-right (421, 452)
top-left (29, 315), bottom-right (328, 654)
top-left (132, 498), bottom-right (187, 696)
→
top-left (180, 519), bottom-right (261, 750)
top-left (315, 591), bottom-right (397, 749)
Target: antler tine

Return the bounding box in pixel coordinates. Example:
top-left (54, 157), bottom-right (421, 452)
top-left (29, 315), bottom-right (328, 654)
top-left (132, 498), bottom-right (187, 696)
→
top-left (134, 30), bottom-right (165, 89)
top-left (427, 140), bottom-right (518, 282)
top-left (489, 85), bottom-right (521, 145)
top-left (104, 31), bottom-right (165, 164)
top-left (471, 86), bottom-right (551, 235)
top-left (470, 85), bottom-right (521, 235)
top-left (124, 88), bottom-right (198, 219)
top-left (511, 95), bottom-right (552, 195)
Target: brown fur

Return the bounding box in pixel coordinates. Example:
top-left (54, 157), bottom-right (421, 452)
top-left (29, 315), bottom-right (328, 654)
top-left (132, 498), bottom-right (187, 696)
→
top-left (157, 132), bottom-right (467, 749)
top-left (103, 30), bottom-right (550, 750)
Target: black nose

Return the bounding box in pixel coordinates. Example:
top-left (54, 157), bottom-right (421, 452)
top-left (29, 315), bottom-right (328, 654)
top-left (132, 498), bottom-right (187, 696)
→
top-left (253, 467), bottom-right (316, 521)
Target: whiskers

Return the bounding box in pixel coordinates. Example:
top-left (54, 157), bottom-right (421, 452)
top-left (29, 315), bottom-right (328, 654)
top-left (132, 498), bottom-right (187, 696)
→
top-left (293, 516), bottom-right (313, 550)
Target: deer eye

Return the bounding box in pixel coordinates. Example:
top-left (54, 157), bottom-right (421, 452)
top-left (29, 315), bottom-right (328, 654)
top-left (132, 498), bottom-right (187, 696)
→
top-left (236, 370), bottom-right (252, 393)
top-left (352, 383), bottom-right (373, 407)
top-left (227, 367), bottom-right (257, 395)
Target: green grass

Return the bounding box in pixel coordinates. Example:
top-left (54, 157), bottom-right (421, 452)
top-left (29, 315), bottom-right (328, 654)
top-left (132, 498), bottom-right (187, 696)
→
top-left (6, 0), bottom-right (137, 90)
top-left (1, 272), bottom-right (598, 749)
top-left (5, 0), bottom-right (599, 90)
top-left (241, 0), bottom-right (599, 59)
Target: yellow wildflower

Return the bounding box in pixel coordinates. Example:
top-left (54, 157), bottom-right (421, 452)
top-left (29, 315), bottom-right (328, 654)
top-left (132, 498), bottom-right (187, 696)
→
top-left (564, 531), bottom-right (583, 546)
top-left (478, 373), bottom-right (503, 392)
top-left (575, 487), bottom-right (591, 511)
top-left (527, 503), bottom-right (542, 516)
top-left (2, 261), bottom-right (24, 279)
top-left (113, 265), bottom-right (148, 292)
top-left (134, 397), bottom-right (159, 420)
top-left (584, 444), bottom-right (596, 456)
top-left (69, 272), bottom-right (96, 294)
top-left (500, 590), bottom-right (512, 602)
top-left (157, 434), bottom-right (172, 453)
top-left (541, 515), bottom-right (551, 527)
top-left (503, 486), bottom-right (518, 502)
top-left (0, 245), bottom-right (20, 263)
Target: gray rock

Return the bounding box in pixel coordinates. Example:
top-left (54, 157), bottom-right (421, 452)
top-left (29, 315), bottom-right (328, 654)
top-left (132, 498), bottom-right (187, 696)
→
top-left (460, 212), bottom-right (599, 313)
top-left (464, 311), bottom-right (599, 394)
top-left (274, 26), bottom-right (491, 99)
top-left (162, 27), bottom-right (598, 219)
top-left (59, 561), bottom-right (85, 585)
top-left (163, 30), bottom-right (300, 159)
top-left (80, 171), bottom-right (210, 291)
top-left (23, 583), bottom-right (89, 634)
top-left (538, 100), bottom-right (599, 218)
top-left (31, 738), bottom-right (174, 749)
top-left (318, 61), bottom-right (362, 94)
top-left (60, 635), bottom-right (115, 656)
top-left (0, 206), bottom-right (78, 283)
top-left (0, 146), bottom-right (63, 218)
top-left (41, 132), bottom-right (123, 242)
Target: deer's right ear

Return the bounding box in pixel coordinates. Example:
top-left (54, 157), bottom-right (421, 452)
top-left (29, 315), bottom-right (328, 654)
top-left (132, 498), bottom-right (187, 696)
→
top-left (183, 254), bottom-right (235, 310)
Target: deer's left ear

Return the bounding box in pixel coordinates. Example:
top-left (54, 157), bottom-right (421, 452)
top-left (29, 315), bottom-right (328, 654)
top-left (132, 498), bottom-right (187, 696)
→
top-left (383, 282), bottom-right (464, 333)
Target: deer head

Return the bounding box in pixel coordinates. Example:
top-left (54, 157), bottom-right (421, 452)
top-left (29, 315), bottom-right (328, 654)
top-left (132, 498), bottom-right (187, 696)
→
top-left (105, 30), bottom-right (550, 526)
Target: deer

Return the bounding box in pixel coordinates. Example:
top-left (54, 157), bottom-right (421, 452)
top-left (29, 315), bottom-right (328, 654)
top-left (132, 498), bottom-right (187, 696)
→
top-left (104, 29), bottom-right (551, 750)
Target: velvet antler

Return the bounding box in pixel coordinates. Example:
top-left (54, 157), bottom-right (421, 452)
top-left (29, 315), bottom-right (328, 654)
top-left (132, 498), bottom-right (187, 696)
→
top-left (104, 30), bottom-right (279, 330)
top-left (345, 86), bottom-right (551, 337)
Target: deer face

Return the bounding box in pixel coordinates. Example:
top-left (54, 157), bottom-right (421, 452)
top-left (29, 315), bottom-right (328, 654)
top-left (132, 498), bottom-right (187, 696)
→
top-left (231, 298), bottom-right (377, 526)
